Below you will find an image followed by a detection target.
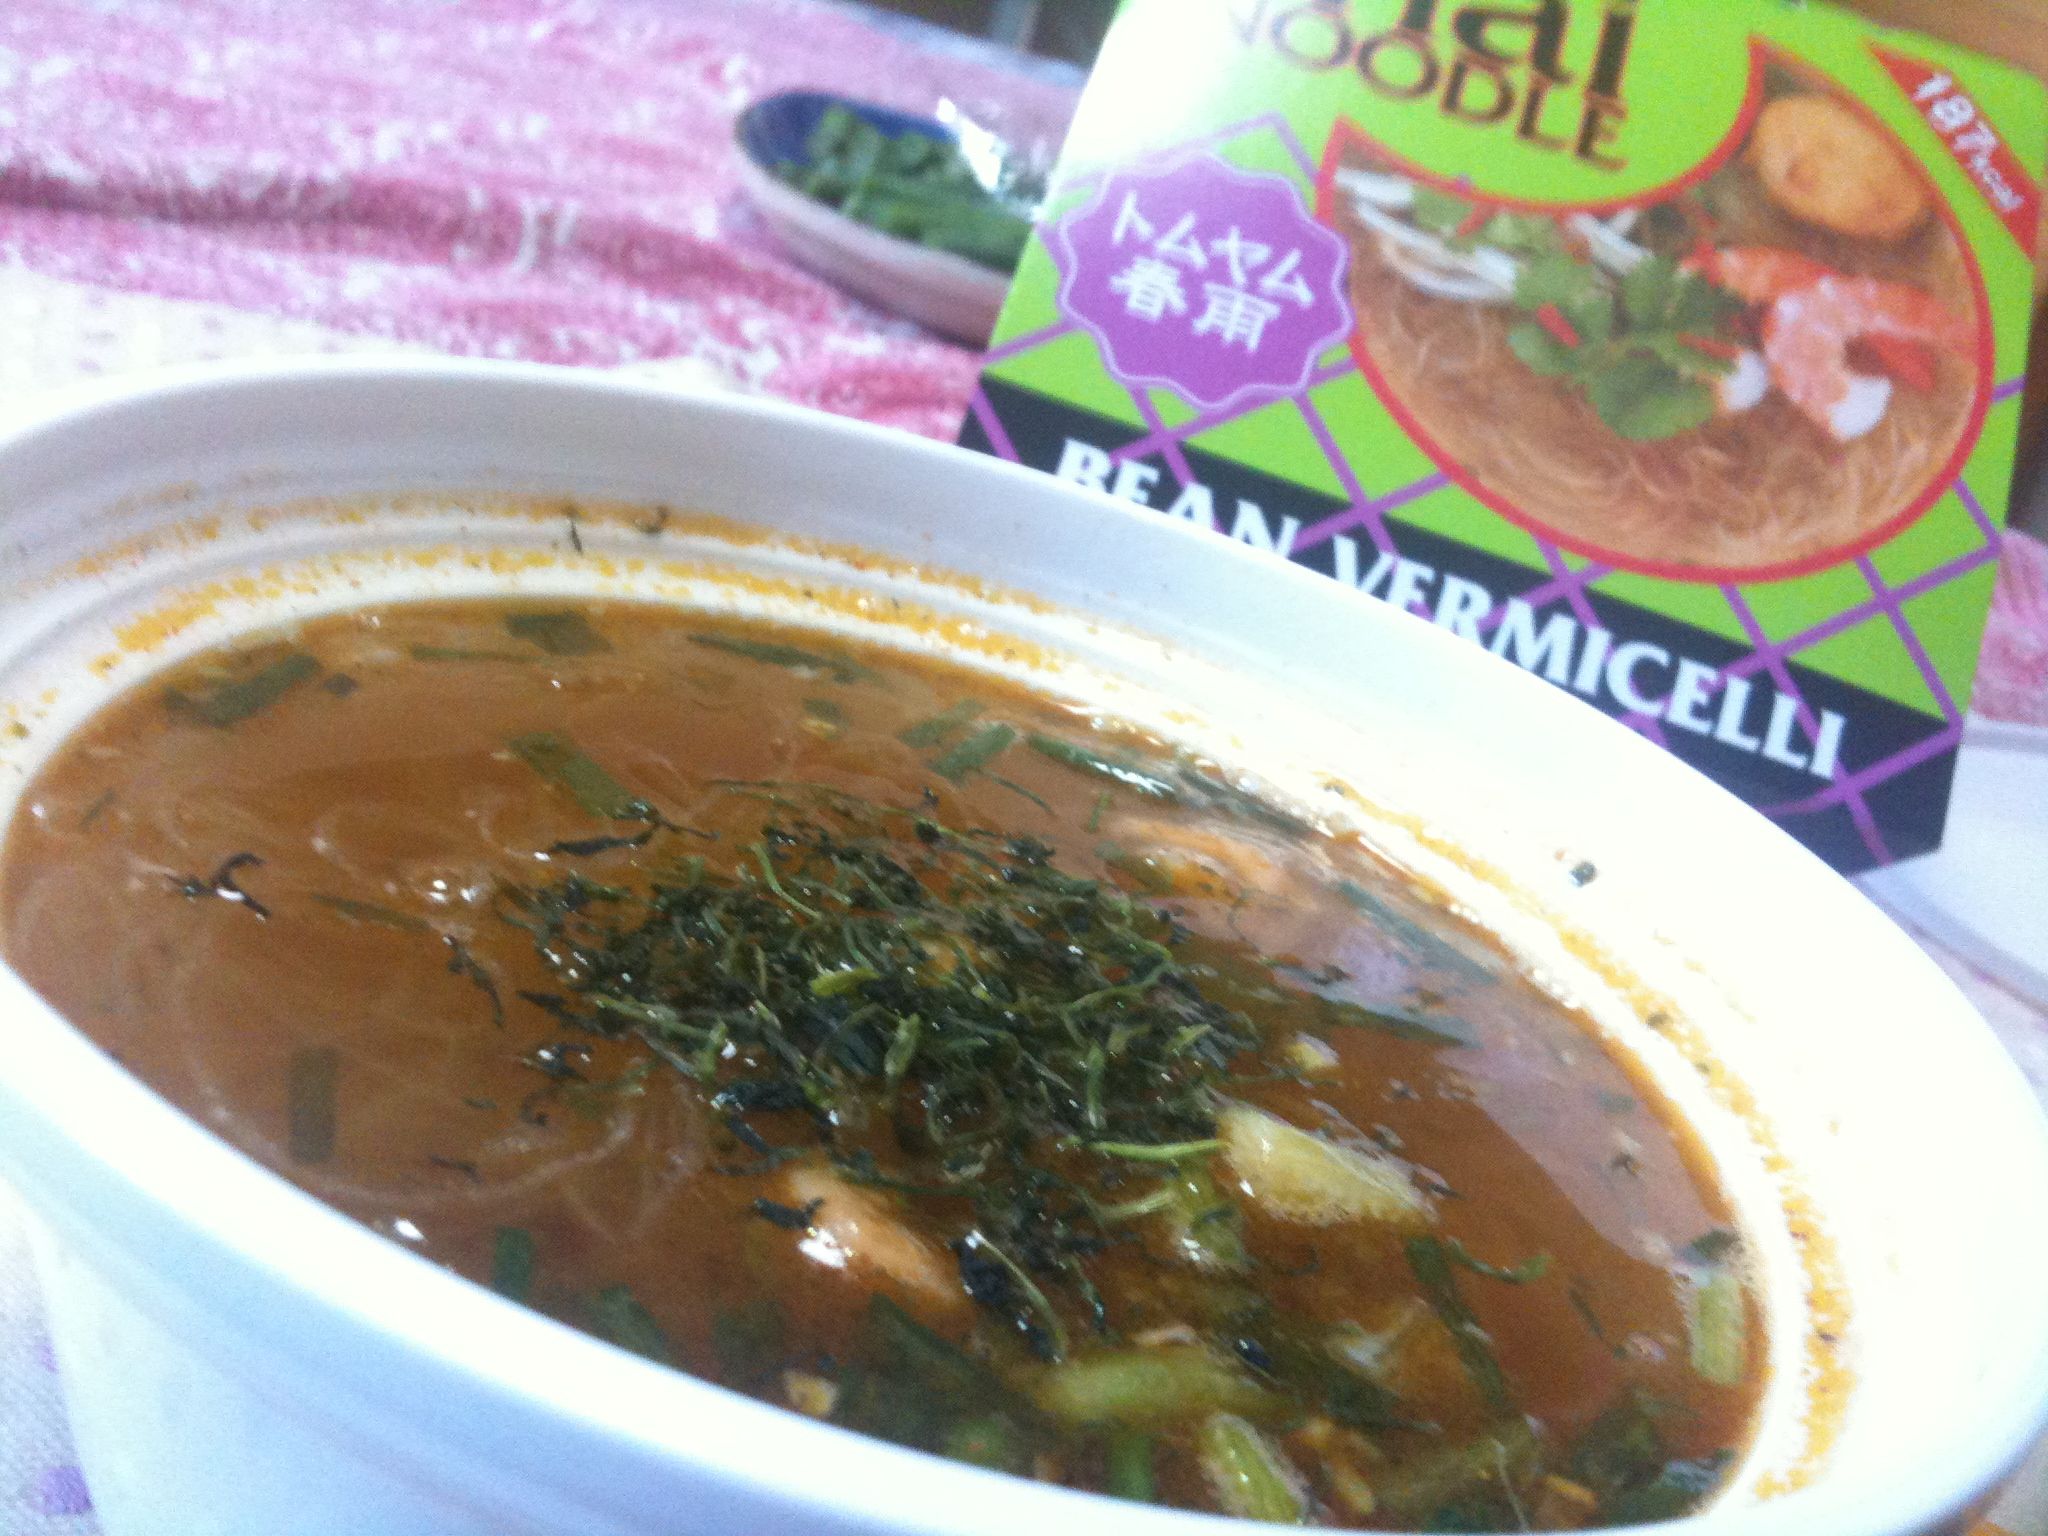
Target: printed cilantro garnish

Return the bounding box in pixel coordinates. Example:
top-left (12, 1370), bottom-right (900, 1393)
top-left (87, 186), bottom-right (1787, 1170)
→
top-left (1476, 210), bottom-right (1560, 259)
top-left (1395, 182), bottom-right (1749, 442)
top-left (1409, 185), bottom-right (1477, 241)
top-left (1507, 252), bottom-right (1744, 442)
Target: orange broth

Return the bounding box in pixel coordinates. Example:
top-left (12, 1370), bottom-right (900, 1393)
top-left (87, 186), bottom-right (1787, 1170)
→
top-left (0, 598), bottom-right (1761, 1527)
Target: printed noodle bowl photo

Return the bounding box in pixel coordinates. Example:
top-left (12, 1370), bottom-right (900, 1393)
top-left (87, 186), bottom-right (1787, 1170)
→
top-left (1321, 55), bottom-right (1991, 580)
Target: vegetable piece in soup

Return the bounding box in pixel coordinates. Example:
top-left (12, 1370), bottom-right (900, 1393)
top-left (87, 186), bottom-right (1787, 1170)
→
top-left (0, 599), bottom-right (1762, 1528)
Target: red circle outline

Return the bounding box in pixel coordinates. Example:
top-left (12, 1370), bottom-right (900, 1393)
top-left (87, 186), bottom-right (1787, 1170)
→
top-left (1312, 40), bottom-right (1998, 587)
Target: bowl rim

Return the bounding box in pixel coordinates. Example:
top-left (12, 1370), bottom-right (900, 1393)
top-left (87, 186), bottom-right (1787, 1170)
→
top-left (0, 355), bottom-right (2044, 1536)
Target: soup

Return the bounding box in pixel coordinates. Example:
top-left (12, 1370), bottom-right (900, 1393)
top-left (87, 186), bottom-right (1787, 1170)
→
top-left (0, 598), bottom-right (1762, 1528)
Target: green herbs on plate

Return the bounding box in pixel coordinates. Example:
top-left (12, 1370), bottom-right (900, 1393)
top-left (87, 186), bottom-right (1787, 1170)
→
top-left (774, 104), bottom-right (1041, 273)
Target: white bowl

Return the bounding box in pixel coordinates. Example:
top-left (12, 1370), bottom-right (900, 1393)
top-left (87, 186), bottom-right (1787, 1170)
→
top-left (0, 359), bottom-right (2043, 1536)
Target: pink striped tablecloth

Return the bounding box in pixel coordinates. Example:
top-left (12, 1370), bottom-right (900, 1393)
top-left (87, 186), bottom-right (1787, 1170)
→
top-left (0, 0), bottom-right (1077, 436)
top-left (0, 1), bottom-right (2043, 1531)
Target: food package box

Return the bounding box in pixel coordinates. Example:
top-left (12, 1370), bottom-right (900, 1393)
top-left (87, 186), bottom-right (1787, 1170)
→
top-left (960, 0), bottom-right (2045, 874)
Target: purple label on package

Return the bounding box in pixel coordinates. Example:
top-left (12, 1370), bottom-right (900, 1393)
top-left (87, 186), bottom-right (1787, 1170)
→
top-left (1052, 153), bottom-right (1352, 410)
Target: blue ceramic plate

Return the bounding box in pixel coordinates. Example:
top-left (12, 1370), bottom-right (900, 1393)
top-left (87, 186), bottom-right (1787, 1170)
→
top-left (735, 90), bottom-right (964, 175)
top-left (732, 90), bottom-right (1015, 344)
